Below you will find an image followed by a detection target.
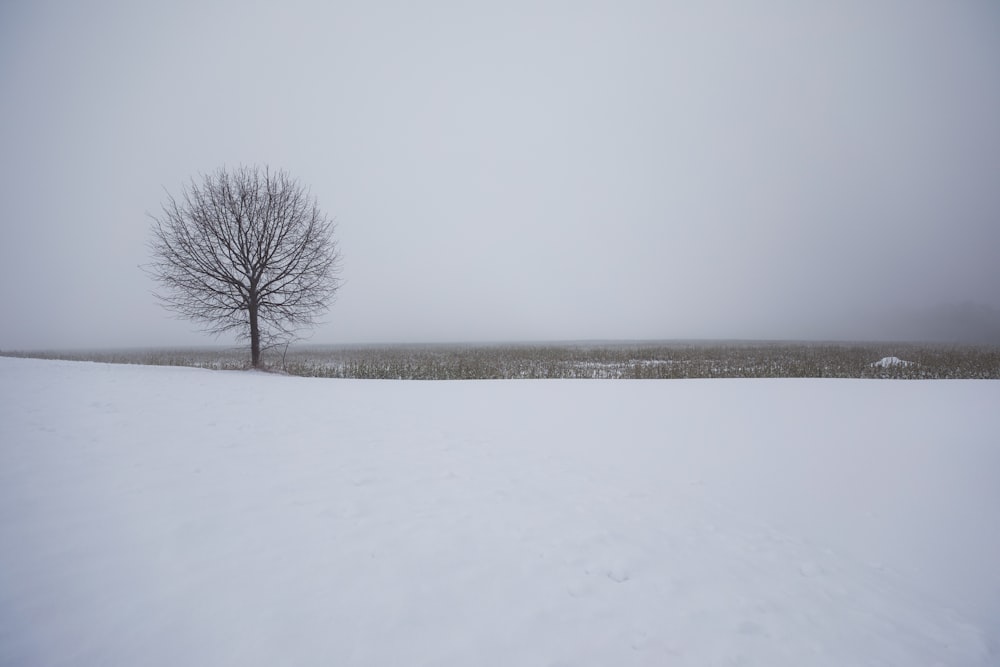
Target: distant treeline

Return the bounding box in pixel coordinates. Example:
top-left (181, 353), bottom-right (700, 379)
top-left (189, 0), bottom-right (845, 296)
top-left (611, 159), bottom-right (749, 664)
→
top-left (3, 341), bottom-right (999, 380)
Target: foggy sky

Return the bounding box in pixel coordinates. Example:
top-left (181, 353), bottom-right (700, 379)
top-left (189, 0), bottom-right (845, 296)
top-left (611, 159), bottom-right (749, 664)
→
top-left (2, 0), bottom-right (999, 349)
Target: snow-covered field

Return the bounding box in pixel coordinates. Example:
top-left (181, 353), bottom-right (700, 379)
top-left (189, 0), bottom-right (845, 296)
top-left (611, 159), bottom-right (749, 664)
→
top-left (1, 357), bottom-right (998, 666)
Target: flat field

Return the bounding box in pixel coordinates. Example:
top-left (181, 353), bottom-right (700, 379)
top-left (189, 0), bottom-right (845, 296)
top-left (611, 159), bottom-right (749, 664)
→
top-left (1, 357), bottom-right (998, 665)
top-left (4, 340), bottom-right (999, 379)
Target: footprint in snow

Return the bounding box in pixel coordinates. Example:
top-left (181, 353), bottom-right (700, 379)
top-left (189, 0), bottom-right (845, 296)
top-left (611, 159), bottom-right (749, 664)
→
top-left (584, 563), bottom-right (631, 583)
top-left (798, 561), bottom-right (823, 577)
top-left (738, 620), bottom-right (767, 637)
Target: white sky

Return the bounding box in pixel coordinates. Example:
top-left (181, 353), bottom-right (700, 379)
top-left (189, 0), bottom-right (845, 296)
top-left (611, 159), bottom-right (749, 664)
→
top-left (1, 0), bottom-right (998, 349)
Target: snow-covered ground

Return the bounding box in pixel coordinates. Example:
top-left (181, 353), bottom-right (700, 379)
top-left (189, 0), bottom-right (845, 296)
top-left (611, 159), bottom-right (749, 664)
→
top-left (1, 357), bottom-right (998, 666)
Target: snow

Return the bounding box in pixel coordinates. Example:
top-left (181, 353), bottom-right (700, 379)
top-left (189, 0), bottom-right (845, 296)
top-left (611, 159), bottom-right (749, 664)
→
top-left (1, 357), bottom-right (998, 666)
top-left (872, 356), bottom-right (914, 367)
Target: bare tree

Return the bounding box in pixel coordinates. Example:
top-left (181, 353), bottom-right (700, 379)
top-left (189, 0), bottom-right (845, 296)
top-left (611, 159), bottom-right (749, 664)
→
top-left (147, 166), bottom-right (340, 368)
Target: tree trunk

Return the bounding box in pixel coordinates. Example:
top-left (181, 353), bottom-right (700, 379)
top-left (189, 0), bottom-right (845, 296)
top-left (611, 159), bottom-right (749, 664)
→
top-left (249, 299), bottom-right (261, 368)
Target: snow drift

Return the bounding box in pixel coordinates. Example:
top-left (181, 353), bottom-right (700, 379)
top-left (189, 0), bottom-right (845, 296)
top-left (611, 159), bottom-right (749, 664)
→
top-left (1, 357), bottom-right (998, 666)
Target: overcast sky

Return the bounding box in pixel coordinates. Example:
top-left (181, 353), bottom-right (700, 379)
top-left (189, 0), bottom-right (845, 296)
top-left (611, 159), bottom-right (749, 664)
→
top-left (1, 0), bottom-right (998, 349)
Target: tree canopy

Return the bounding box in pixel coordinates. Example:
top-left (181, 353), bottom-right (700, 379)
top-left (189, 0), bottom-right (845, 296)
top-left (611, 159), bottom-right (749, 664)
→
top-left (147, 166), bottom-right (340, 367)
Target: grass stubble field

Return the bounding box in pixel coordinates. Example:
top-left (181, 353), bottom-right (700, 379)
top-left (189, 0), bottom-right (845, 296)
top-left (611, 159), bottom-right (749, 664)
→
top-left (3, 340), bottom-right (998, 380)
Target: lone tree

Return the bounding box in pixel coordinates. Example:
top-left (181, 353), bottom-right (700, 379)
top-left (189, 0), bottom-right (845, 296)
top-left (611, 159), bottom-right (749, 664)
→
top-left (147, 166), bottom-right (340, 368)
